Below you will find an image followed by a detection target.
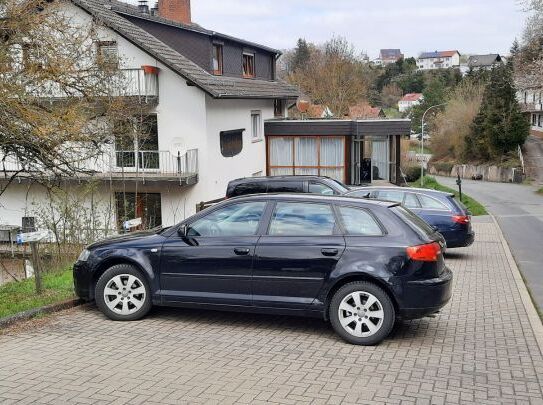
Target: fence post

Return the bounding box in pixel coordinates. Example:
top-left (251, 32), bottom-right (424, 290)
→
top-left (30, 242), bottom-right (43, 294)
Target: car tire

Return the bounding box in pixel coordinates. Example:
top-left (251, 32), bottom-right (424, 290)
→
top-left (329, 281), bottom-right (395, 345)
top-left (95, 264), bottom-right (152, 321)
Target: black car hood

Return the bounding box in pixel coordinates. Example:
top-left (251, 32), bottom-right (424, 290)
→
top-left (87, 229), bottom-right (162, 249)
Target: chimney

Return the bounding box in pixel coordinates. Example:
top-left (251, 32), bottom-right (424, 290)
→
top-left (138, 0), bottom-right (149, 14)
top-left (157, 0), bottom-right (191, 24)
top-left (150, 2), bottom-right (159, 16)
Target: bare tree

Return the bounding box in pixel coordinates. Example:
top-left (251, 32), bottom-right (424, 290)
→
top-left (515, 0), bottom-right (543, 88)
top-left (0, 0), bottom-right (140, 197)
top-left (287, 37), bottom-right (370, 117)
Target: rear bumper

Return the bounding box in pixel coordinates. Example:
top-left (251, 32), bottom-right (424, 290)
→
top-left (445, 230), bottom-right (475, 248)
top-left (398, 267), bottom-right (453, 320)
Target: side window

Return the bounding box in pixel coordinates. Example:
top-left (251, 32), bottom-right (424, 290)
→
top-left (308, 182), bottom-right (335, 195)
top-left (337, 206), bottom-right (383, 236)
top-left (418, 194), bottom-right (449, 210)
top-left (267, 181), bottom-right (303, 193)
top-left (187, 201), bottom-right (266, 237)
top-left (232, 182), bottom-right (267, 197)
top-left (269, 202), bottom-right (336, 236)
top-left (403, 193), bottom-right (421, 209)
top-left (375, 190), bottom-right (404, 203)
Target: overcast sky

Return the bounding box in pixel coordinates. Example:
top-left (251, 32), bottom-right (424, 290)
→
top-left (184, 0), bottom-right (527, 58)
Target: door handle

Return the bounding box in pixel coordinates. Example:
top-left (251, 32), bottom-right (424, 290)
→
top-left (321, 248), bottom-right (339, 256)
top-left (234, 247), bottom-right (250, 256)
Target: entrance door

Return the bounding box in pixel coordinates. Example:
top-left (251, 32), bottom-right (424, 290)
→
top-left (371, 138), bottom-right (389, 181)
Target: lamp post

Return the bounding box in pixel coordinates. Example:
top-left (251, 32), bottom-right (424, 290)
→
top-left (420, 103), bottom-right (447, 186)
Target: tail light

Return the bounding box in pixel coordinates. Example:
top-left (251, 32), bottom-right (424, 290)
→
top-left (406, 242), bottom-right (441, 262)
top-left (452, 215), bottom-right (470, 224)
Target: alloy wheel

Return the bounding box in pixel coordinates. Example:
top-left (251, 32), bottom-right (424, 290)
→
top-left (337, 291), bottom-right (385, 337)
top-left (103, 274), bottom-right (146, 315)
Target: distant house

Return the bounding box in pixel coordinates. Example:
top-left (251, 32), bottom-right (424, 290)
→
top-left (348, 102), bottom-right (386, 119)
top-left (467, 54), bottom-right (503, 71)
top-left (417, 50), bottom-right (460, 70)
top-left (517, 87), bottom-right (543, 138)
top-left (374, 49), bottom-right (403, 66)
top-left (398, 93), bottom-right (423, 112)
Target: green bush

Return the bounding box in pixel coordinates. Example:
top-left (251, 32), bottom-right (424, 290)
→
top-left (402, 166), bottom-right (425, 182)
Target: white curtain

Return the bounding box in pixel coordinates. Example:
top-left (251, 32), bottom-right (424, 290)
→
top-left (371, 139), bottom-right (389, 180)
top-left (269, 137), bottom-right (294, 176)
top-left (294, 137), bottom-right (318, 167)
top-left (320, 137), bottom-right (344, 182)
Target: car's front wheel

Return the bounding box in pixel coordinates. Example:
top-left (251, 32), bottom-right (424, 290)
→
top-left (95, 264), bottom-right (152, 321)
top-left (329, 281), bottom-right (395, 345)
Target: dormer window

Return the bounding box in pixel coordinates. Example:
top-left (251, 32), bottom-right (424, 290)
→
top-left (243, 52), bottom-right (255, 78)
top-left (212, 44), bottom-right (223, 75)
top-left (97, 41), bottom-right (118, 68)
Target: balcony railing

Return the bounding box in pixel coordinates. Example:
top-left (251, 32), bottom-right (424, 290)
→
top-left (22, 68), bottom-right (159, 103)
top-left (1, 149), bottom-right (198, 185)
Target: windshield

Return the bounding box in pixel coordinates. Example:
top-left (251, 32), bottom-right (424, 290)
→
top-left (329, 178), bottom-right (350, 194)
top-left (391, 205), bottom-right (435, 238)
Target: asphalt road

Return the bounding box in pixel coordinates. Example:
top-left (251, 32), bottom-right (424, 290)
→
top-left (436, 176), bottom-right (543, 312)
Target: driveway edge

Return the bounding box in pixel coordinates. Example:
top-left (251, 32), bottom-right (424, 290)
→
top-left (491, 214), bottom-right (543, 353)
top-left (0, 298), bottom-right (83, 329)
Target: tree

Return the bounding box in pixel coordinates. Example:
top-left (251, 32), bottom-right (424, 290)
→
top-left (430, 80), bottom-right (485, 161)
top-left (514, 0), bottom-right (543, 88)
top-left (465, 65), bottom-right (529, 161)
top-left (0, 0), bottom-right (138, 197)
top-left (409, 77), bottom-right (447, 133)
top-left (290, 38), bottom-right (311, 72)
top-left (381, 83), bottom-right (402, 108)
top-left (287, 36), bottom-right (370, 116)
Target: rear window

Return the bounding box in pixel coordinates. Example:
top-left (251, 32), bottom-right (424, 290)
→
top-left (328, 179), bottom-right (350, 194)
top-left (267, 181), bottom-right (304, 193)
top-left (391, 205), bottom-right (435, 238)
top-left (230, 182), bottom-right (267, 197)
top-left (448, 196), bottom-right (468, 214)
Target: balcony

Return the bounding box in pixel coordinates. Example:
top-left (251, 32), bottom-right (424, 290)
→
top-left (1, 149), bottom-right (198, 185)
top-left (23, 67), bottom-right (159, 105)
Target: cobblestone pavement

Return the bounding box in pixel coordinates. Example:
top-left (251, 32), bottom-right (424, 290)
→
top-left (1, 220), bottom-right (542, 404)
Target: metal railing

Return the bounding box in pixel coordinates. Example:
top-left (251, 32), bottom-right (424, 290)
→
top-left (1, 149), bottom-right (198, 184)
top-left (21, 68), bottom-right (158, 102)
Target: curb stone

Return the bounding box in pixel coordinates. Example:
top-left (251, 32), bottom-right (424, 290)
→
top-left (491, 214), bottom-right (543, 354)
top-left (0, 298), bottom-right (84, 329)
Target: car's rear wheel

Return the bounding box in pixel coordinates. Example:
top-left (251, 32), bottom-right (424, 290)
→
top-left (329, 281), bottom-right (395, 345)
top-left (95, 264), bottom-right (151, 321)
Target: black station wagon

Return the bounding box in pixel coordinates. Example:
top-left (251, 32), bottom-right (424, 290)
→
top-left (73, 194), bottom-right (452, 345)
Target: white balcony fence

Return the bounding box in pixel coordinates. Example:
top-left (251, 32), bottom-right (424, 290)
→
top-left (1, 149), bottom-right (198, 184)
top-left (23, 68), bottom-right (158, 101)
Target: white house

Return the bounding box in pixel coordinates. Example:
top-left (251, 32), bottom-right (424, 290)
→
top-left (518, 87), bottom-right (543, 138)
top-left (398, 93), bottom-right (423, 112)
top-left (0, 0), bottom-right (298, 234)
top-left (417, 50), bottom-right (460, 70)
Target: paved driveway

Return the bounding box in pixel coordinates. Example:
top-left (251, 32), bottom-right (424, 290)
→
top-left (436, 176), bottom-right (543, 312)
top-left (1, 220), bottom-right (542, 404)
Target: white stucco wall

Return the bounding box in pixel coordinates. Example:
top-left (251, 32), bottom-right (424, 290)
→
top-left (1, 2), bottom-right (276, 231)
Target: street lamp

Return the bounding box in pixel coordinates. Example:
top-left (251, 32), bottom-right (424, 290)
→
top-left (420, 103), bottom-right (447, 186)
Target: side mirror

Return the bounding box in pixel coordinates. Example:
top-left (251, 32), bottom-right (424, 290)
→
top-left (178, 224), bottom-right (187, 237)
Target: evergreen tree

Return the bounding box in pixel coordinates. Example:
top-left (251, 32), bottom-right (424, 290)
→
top-left (465, 64), bottom-right (529, 161)
top-left (291, 38), bottom-right (311, 72)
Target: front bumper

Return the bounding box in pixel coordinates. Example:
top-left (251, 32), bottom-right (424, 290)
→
top-left (73, 261), bottom-right (93, 301)
top-left (398, 267), bottom-right (453, 320)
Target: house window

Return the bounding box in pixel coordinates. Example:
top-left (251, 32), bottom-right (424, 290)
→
top-left (533, 114), bottom-right (537, 126)
top-left (243, 52), bottom-right (255, 78)
top-left (220, 129), bottom-right (244, 157)
top-left (267, 136), bottom-right (345, 182)
top-left (538, 114), bottom-right (542, 128)
top-left (97, 41), bottom-right (118, 68)
top-left (251, 111), bottom-right (262, 141)
top-left (115, 192), bottom-right (162, 230)
top-left (212, 44), bottom-right (223, 75)
top-left (274, 99), bottom-right (285, 117)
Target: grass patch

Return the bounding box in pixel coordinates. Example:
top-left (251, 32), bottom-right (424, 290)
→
top-left (409, 176), bottom-right (488, 216)
top-left (537, 187), bottom-right (543, 195)
top-left (0, 267), bottom-right (75, 319)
